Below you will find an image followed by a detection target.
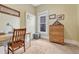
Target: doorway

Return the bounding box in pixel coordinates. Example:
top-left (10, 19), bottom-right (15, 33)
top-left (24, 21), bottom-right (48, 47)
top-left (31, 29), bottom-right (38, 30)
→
top-left (26, 13), bottom-right (36, 40)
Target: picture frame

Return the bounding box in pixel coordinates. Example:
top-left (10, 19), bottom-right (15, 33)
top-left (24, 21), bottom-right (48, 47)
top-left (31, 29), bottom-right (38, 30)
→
top-left (0, 4), bottom-right (20, 17)
top-left (57, 14), bottom-right (64, 20)
top-left (49, 14), bottom-right (56, 19)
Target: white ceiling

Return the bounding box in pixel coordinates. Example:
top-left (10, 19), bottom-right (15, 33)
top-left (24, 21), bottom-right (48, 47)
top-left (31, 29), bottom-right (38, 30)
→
top-left (32, 4), bottom-right (40, 7)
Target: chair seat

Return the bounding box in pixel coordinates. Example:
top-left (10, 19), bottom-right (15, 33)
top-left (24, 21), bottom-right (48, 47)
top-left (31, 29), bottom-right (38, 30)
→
top-left (8, 40), bottom-right (24, 50)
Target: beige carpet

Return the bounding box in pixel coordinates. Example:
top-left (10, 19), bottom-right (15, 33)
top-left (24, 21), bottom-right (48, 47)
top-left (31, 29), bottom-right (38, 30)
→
top-left (10, 39), bottom-right (79, 54)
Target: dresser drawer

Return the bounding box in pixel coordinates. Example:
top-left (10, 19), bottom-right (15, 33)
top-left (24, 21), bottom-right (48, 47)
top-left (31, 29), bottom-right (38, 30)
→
top-left (52, 26), bottom-right (64, 29)
top-left (50, 27), bottom-right (64, 32)
top-left (49, 35), bottom-right (64, 43)
top-left (49, 31), bottom-right (64, 35)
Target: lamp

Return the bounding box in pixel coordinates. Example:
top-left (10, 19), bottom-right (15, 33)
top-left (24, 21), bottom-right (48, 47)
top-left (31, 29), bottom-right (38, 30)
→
top-left (6, 23), bottom-right (14, 34)
top-left (6, 23), bottom-right (14, 29)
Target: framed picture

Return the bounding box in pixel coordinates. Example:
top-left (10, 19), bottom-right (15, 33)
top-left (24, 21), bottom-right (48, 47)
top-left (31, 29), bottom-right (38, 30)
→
top-left (57, 14), bottom-right (64, 20)
top-left (49, 14), bottom-right (56, 19)
top-left (0, 4), bottom-right (20, 17)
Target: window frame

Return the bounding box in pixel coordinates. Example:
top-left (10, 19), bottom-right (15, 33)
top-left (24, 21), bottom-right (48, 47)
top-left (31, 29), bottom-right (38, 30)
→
top-left (37, 11), bottom-right (48, 34)
top-left (40, 16), bottom-right (46, 32)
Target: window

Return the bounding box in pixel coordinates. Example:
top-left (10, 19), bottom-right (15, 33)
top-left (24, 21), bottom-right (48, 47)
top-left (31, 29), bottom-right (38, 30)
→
top-left (40, 16), bottom-right (46, 32)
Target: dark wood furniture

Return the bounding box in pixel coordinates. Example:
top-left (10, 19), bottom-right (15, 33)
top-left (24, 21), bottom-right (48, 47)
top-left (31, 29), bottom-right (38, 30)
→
top-left (8, 28), bottom-right (26, 54)
top-left (49, 21), bottom-right (64, 44)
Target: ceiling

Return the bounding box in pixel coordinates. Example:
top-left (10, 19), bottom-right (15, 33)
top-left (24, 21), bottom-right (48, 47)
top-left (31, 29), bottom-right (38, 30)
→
top-left (32, 4), bottom-right (40, 7)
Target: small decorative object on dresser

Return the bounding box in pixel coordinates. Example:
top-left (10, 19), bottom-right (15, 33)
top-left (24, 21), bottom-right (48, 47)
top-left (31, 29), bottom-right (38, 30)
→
top-left (49, 21), bottom-right (64, 44)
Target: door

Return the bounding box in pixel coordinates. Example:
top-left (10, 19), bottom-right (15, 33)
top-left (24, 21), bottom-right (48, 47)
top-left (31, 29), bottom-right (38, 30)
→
top-left (26, 13), bottom-right (35, 40)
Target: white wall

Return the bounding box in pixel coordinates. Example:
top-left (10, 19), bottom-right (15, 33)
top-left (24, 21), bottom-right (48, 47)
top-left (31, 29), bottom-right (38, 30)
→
top-left (0, 13), bottom-right (20, 33)
top-left (4, 4), bottom-right (36, 28)
top-left (36, 5), bottom-right (78, 40)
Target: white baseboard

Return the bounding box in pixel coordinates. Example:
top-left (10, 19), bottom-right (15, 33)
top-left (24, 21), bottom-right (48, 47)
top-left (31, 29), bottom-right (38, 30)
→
top-left (41, 35), bottom-right (49, 40)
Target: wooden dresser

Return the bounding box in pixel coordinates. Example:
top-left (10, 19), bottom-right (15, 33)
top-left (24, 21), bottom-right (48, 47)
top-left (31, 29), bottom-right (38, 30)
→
top-left (49, 21), bottom-right (64, 44)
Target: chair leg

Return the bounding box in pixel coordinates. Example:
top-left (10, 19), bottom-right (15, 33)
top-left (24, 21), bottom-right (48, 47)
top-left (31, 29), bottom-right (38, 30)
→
top-left (12, 51), bottom-right (14, 54)
top-left (24, 45), bottom-right (26, 52)
top-left (8, 49), bottom-right (9, 54)
top-left (12, 48), bottom-right (14, 54)
top-left (8, 45), bottom-right (9, 54)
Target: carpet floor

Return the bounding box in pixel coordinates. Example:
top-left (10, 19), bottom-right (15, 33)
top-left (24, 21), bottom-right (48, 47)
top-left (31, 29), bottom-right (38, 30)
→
top-left (10, 39), bottom-right (79, 54)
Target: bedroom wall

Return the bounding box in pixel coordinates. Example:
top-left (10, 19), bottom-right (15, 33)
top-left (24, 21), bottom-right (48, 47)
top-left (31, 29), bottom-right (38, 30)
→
top-left (0, 13), bottom-right (20, 33)
top-left (1, 4), bottom-right (79, 41)
top-left (4, 4), bottom-right (36, 28)
top-left (77, 5), bottom-right (79, 41)
top-left (36, 4), bottom-right (78, 41)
